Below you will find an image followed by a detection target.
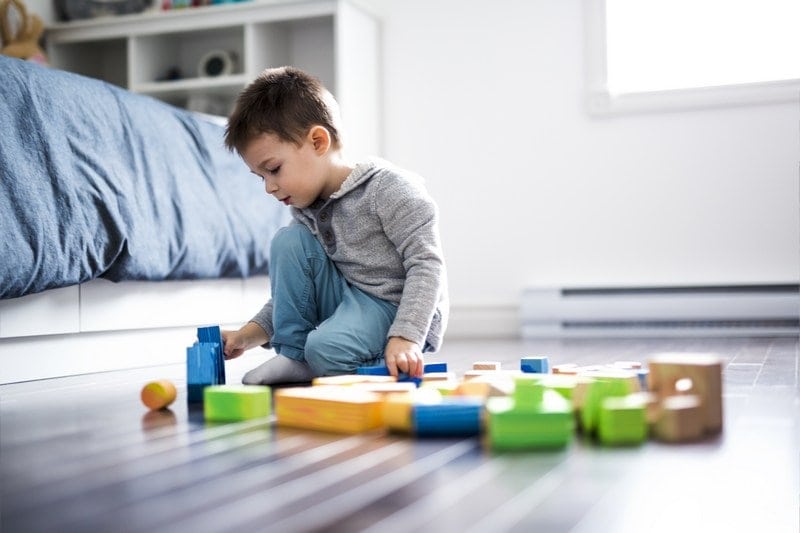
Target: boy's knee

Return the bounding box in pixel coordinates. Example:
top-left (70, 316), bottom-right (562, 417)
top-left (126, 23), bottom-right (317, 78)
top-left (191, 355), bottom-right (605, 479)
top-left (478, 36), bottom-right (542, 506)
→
top-left (304, 330), bottom-right (359, 376)
top-left (271, 224), bottom-right (314, 254)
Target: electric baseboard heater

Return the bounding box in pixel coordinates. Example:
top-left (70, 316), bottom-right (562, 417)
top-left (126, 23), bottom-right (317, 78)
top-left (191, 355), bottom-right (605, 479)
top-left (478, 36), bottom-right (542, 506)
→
top-left (521, 284), bottom-right (800, 338)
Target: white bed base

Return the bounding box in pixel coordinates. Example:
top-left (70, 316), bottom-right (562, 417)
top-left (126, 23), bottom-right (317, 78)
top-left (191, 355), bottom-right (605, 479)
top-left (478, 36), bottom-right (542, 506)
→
top-left (0, 276), bottom-right (270, 384)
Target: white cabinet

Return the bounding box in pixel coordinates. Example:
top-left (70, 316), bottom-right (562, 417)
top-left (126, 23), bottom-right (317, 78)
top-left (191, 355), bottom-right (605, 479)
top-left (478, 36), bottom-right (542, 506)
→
top-left (45, 0), bottom-right (381, 158)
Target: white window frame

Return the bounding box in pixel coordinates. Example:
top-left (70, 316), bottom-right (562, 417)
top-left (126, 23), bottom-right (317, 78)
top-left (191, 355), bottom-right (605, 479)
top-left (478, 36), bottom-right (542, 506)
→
top-left (584, 0), bottom-right (800, 115)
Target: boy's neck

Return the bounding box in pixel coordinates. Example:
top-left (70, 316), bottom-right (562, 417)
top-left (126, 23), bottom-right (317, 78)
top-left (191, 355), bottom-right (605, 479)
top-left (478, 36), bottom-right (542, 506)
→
top-left (321, 153), bottom-right (354, 199)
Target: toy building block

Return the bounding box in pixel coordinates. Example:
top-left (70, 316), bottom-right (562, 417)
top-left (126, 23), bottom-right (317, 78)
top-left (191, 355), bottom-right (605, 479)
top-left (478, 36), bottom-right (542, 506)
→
top-left (473, 361), bottom-right (502, 371)
top-left (382, 388), bottom-right (442, 434)
top-left (539, 374), bottom-right (581, 401)
top-left (613, 360), bottom-right (642, 370)
top-left (204, 385), bottom-right (271, 422)
top-left (422, 372), bottom-right (457, 383)
top-left (421, 380), bottom-right (460, 396)
top-left (552, 364), bottom-right (579, 375)
top-left (627, 391), bottom-right (660, 424)
top-left (414, 397), bottom-right (484, 437)
top-left (463, 369), bottom-right (500, 380)
top-left (312, 374), bottom-right (396, 386)
top-left (351, 381), bottom-right (418, 397)
top-left (187, 341), bottom-right (222, 403)
top-left (457, 373), bottom-right (515, 398)
top-left (424, 362), bottom-right (448, 373)
top-left (580, 369), bottom-right (640, 434)
top-left (652, 394), bottom-right (705, 442)
top-left (647, 353), bottom-right (723, 434)
top-left (197, 325), bottom-right (226, 385)
top-left (355, 364), bottom-right (422, 387)
top-left (485, 381), bottom-right (574, 451)
top-left (636, 368), bottom-right (649, 391)
top-left (141, 380), bottom-right (177, 410)
top-left (597, 395), bottom-right (647, 446)
top-left (520, 356), bottom-right (550, 374)
top-left (274, 386), bottom-right (384, 434)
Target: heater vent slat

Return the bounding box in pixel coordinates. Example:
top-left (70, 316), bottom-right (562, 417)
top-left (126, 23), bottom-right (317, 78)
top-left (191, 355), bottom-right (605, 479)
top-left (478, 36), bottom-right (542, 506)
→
top-left (522, 284), bottom-right (800, 338)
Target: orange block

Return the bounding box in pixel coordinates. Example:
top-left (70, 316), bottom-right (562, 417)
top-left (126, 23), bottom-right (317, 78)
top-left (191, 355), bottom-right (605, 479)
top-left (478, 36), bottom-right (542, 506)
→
top-left (141, 380), bottom-right (177, 410)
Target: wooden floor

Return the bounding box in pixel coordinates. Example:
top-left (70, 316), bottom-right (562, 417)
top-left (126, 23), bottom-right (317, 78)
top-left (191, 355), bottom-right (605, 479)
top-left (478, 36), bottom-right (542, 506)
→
top-left (1, 336), bottom-right (798, 533)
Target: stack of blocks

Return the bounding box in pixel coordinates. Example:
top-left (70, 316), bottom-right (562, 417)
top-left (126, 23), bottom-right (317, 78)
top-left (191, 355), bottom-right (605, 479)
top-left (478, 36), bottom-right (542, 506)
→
top-left (176, 329), bottom-right (724, 450)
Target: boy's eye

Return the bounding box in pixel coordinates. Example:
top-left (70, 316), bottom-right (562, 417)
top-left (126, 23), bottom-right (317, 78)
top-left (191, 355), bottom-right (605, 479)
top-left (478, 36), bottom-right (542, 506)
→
top-left (267, 166), bottom-right (281, 175)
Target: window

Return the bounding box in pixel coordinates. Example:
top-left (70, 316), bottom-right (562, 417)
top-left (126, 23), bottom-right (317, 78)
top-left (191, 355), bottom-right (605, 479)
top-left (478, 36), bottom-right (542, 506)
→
top-left (585, 0), bottom-right (800, 114)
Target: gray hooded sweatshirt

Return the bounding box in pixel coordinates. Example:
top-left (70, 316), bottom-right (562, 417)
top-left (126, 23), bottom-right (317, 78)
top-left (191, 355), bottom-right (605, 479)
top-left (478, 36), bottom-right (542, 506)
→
top-left (250, 158), bottom-right (449, 352)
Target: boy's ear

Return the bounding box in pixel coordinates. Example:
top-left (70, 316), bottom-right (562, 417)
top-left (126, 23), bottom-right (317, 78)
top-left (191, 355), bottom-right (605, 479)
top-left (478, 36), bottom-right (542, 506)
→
top-left (307, 126), bottom-right (331, 154)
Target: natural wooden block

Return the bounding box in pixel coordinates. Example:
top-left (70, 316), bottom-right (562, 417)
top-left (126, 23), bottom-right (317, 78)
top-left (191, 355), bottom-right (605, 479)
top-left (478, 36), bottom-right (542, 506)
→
top-left (648, 353), bottom-right (723, 434)
top-left (553, 364), bottom-right (579, 375)
top-left (473, 361), bottom-right (501, 371)
top-left (653, 394), bottom-right (705, 442)
top-left (203, 385), bottom-right (271, 422)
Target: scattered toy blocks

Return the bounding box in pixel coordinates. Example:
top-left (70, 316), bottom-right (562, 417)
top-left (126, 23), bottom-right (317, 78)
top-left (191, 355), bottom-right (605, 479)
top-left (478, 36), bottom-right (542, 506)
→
top-left (485, 388), bottom-right (574, 450)
top-left (141, 380), bottom-right (177, 410)
top-left (580, 370), bottom-right (641, 434)
top-left (204, 385), bottom-right (271, 422)
top-left (520, 356), bottom-right (550, 374)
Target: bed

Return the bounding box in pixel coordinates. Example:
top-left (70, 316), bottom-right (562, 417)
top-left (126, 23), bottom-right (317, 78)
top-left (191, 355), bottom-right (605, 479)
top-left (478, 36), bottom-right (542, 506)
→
top-left (0, 56), bottom-right (290, 383)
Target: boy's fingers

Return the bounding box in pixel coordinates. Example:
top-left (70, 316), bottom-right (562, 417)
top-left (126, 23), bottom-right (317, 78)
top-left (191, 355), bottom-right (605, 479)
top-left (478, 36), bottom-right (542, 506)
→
top-left (386, 355), bottom-right (399, 377)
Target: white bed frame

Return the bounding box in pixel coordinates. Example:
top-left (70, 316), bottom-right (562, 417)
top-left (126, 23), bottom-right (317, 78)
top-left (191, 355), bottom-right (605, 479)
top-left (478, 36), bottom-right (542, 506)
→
top-left (0, 276), bottom-right (269, 384)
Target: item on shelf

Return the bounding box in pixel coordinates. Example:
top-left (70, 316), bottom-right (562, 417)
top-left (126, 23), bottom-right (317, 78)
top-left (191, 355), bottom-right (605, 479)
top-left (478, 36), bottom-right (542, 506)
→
top-left (197, 49), bottom-right (237, 77)
top-left (56, 0), bottom-right (151, 21)
top-left (0, 0), bottom-right (47, 64)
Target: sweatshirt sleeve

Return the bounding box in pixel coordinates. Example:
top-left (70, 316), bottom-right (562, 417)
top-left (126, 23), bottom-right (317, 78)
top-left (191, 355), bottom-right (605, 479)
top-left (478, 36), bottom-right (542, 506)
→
top-left (375, 172), bottom-right (445, 346)
top-left (249, 299), bottom-right (274, 349)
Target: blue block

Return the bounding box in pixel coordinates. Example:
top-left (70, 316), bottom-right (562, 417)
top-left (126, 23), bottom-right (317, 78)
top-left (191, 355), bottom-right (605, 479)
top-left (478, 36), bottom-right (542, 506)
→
top-left (356, 365), bottom-right (423, 386)
top-left (357, 365), bottom-right (390, 376)
top-left (197, 325), bottom-right (226, 385)
top-left (187, 342), bottom-right (221, 402)
top-left (414, 398), bottom-right (483, 437)
top-left (424, 362), bottom-right (448, 373)
top-left (521, 356), bottom-right (550, 374)
top-left (637, 368), bottom-right (649, 390)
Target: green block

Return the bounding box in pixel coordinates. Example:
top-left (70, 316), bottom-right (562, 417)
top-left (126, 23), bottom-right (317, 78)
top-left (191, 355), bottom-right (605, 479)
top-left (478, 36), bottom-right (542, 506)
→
top-left (512, 375), bottom-right (545, 406)
top-left (204, 385), bottom-right (271, 422)
top-left (597, 395), bottom-right (647, 445)
top-left (486, 390), bottom-right (574, 450)
top-left (581, 372), bottom-right (638, 433)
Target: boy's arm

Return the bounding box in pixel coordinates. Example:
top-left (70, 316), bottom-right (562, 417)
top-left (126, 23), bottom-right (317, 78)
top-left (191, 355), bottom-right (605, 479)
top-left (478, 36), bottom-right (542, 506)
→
top-left (376, 173), bottom-right (446, 352)
top-left (221, 321), bottom-right (269, 359)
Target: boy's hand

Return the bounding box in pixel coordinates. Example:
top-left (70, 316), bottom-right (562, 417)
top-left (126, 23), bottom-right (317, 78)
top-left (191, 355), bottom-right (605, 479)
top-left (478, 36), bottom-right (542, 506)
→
top-left (385, 336), bottom-right (424, 378)
top-left (221, 322), bottom-right (269, 360)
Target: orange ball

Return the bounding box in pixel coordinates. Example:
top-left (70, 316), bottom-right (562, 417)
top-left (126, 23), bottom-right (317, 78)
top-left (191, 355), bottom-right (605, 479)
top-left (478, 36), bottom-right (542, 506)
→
top-left (141, 380), bottom-right (177, 410)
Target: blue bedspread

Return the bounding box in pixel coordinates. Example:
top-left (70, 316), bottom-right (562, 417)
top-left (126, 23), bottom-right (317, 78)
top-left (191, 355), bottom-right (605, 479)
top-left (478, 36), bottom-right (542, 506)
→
top-left (0, 56), bottom-right (290, 299)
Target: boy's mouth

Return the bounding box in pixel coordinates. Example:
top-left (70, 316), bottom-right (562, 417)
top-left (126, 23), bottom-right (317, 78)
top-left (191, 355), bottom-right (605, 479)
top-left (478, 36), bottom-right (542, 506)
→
top-left (280, 196), bottom-right (292, 205)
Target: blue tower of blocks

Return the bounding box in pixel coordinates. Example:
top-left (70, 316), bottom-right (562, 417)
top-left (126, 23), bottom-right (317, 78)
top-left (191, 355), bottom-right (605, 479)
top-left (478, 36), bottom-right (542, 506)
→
top-left (187, 325), bottom-right (226, 403)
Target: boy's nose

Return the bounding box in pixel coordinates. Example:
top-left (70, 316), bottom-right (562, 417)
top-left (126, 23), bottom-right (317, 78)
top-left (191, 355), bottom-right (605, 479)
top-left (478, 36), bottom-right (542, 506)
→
top-left (265, 181), bottom-right (278, 194)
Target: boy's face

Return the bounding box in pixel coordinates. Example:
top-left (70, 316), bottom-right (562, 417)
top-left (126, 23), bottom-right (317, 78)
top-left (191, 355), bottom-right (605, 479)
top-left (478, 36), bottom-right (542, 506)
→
top-left (241, 131), bottom-right (332, 209)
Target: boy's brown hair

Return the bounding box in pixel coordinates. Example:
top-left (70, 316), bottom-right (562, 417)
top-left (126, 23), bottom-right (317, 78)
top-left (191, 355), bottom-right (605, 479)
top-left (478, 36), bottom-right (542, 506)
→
top-left (225, 66), bottom-right (342, 154)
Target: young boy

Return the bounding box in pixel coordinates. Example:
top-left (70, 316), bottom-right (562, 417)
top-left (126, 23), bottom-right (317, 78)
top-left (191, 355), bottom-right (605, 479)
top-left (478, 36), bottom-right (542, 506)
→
top-left (221, 66), bottom-right (448, 384)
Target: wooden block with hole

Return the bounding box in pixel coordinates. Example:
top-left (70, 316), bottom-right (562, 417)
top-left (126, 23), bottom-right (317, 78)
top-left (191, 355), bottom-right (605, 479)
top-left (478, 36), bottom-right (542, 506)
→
top-left (653, 394), bottom-right (705, 442)
top-left (647, 353), bottom-right (723, 434)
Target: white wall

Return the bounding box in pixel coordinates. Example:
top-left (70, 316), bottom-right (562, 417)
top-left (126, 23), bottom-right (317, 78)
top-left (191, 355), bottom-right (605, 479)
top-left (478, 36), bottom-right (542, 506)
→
top-left (30, 0), bottom-right (799, 312)
top-left (377, 0), bottom-right (799, 311)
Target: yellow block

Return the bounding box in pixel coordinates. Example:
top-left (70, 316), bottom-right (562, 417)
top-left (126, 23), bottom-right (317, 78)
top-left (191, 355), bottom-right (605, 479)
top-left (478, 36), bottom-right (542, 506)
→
top-left (274, 386), bottom-right (384, 434)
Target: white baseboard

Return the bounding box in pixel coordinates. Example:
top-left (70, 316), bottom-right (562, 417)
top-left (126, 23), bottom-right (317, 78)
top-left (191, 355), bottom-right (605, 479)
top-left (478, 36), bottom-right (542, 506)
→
top-left (444, 304), bottom-right (520, 340)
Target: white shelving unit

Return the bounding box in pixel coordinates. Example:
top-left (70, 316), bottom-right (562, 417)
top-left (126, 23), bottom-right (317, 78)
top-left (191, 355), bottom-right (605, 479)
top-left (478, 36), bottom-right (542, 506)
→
top-left (45, 0), bottom-right (381, 158)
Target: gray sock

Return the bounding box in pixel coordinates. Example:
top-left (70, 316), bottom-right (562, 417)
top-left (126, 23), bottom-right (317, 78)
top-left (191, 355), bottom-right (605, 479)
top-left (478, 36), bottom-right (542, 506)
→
top-left (242, 354), bottom-right (314, 385)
